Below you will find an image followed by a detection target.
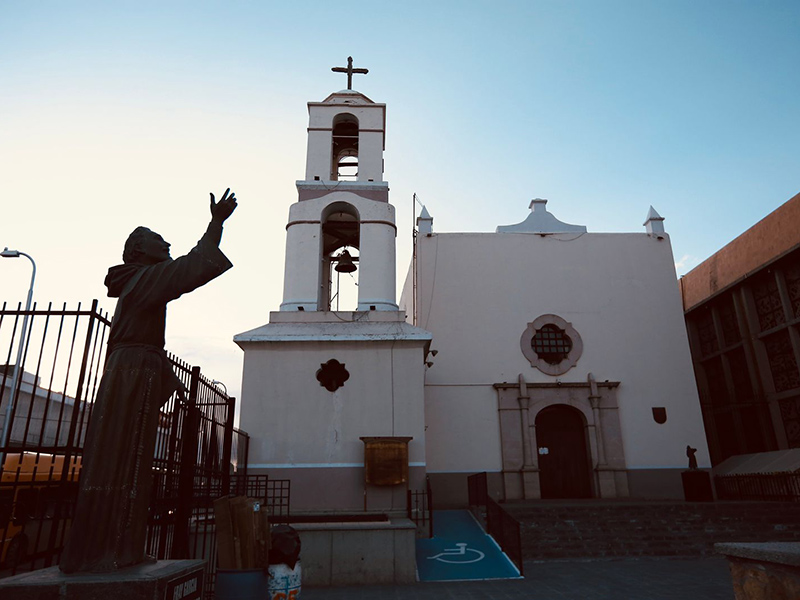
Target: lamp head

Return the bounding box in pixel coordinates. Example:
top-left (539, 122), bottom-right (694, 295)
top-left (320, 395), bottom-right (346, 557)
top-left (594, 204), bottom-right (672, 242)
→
top-left (210, 380), bottom-right (228, 394)
top-left (1, 248), bottom-right (21, 258)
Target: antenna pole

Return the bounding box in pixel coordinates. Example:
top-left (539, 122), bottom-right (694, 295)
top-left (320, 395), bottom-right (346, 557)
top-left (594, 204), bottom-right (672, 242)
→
top-left (412, 193), bottom-right (418, 326)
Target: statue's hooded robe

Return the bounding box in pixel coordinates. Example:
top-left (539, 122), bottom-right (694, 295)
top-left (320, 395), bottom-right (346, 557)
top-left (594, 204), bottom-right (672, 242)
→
top-left (60, 222), bottom-right (231, 573)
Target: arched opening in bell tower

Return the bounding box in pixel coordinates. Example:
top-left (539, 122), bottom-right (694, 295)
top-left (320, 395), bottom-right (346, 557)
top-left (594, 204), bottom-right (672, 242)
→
top-left (330, 113), bottom-right (359, 181)
top-left (320, 202), bottom-right (360, 310)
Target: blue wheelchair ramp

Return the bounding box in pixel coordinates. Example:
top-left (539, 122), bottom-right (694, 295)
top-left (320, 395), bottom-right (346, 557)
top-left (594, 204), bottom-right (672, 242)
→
top-left (416, 510), bottom-right (522, 582)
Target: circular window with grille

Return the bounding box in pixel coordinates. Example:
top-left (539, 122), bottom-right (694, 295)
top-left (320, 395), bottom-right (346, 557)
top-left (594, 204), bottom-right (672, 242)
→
top-left (531, 324), bottom-right (573, 365)
top-left (520, 315), bottom-right (583, 375)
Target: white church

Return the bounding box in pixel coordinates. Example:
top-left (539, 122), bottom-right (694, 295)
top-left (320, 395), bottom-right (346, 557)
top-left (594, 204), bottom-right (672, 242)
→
top-left (235, 62), bottom-right (709, 513)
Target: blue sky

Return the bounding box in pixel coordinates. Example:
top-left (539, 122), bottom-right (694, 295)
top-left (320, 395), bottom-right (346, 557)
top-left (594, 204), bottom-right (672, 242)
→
top-left (2, 1), bottom-right (799, 402)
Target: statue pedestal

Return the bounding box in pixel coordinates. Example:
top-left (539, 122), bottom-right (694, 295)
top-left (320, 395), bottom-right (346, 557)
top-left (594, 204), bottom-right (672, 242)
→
top-left (682, 469), bottom-right (714, 502)
top-left (0, 559), bottom-right (206, 600)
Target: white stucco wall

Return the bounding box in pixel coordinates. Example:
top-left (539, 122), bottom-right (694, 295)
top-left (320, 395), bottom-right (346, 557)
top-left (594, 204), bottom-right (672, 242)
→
top-left (238, 336), bottom-right (427, 469)
top-left (401, 231), bottom-right (709, 475)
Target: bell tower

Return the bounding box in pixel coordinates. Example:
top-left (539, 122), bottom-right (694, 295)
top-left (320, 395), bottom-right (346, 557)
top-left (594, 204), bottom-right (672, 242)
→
top-left (236, 59), bottom-right (431, 515)
top-left (281, 57), bottom-right (397, 312)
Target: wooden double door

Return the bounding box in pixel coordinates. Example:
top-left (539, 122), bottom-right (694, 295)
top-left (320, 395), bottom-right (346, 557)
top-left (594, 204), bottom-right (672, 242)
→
top-left (535, 404), bottom-right (592, 499)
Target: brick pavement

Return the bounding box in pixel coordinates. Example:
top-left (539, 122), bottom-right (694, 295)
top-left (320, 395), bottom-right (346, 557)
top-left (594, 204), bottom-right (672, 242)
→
top-left (302, 557), bottom-right (734, 599)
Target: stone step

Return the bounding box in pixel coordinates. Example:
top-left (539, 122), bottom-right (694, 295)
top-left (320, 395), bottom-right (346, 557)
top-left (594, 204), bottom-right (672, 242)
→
top-left (501, 501), bottom-right (800, 560)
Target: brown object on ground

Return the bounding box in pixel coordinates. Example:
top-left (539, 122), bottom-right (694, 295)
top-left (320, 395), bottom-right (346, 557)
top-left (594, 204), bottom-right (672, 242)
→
top-left (214, 496), bottom-right (271, 569)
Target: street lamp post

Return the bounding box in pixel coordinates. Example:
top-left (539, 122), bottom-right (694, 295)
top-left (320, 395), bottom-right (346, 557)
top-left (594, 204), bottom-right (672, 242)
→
top-left (0, 248), bottom-right (36, 470)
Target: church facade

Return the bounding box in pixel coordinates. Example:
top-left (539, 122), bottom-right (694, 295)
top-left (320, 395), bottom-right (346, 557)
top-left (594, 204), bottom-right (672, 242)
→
top-left (400, 202), bottom-right (710, 504)
top-left (236, 69), bottom-right (709, 513)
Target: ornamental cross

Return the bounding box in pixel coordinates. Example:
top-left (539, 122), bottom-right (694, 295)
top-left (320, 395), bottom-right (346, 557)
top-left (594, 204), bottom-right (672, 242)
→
top-left (332, 56), bottom-right (369, 90)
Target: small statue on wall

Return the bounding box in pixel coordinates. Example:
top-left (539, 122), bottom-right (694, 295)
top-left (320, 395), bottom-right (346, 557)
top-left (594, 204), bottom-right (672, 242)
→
top-left (686, 445), bottom-right (698, 470)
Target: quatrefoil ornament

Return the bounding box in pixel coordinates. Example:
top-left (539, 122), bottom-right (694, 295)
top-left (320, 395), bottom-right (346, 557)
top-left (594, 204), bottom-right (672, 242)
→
top-left (316, 359), bottom-right (350, 392)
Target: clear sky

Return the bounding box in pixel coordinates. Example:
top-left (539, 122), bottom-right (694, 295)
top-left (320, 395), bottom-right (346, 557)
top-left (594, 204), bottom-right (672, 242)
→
top-left (2, 1), bottom-right (799, 407)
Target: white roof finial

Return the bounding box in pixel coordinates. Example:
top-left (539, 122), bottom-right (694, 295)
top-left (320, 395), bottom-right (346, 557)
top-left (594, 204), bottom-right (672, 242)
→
top-left (644, 205), bottom-right (665, 234)
top-left (497, 198), bottom-right (586, 234)
top-left (417, 206), bottom-right (433, 234)
top-left (529, 198), bottom-right (548, 211)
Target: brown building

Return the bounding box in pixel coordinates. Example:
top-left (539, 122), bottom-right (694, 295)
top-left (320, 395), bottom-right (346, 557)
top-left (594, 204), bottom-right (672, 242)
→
top-left (681, 191), bottom-right (800, 465)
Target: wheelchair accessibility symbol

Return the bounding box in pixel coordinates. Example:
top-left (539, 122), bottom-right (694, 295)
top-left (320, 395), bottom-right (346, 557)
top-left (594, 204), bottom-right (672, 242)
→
top-left (427, 542), bottom-right (485, 564)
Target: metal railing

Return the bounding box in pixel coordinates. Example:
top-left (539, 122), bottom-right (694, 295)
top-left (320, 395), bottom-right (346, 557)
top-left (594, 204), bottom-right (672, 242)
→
top-left (467, 471), bottom-right (488, 508)
top-left (467, 471), bottom-right (524, 576)
top-left (407, 475), bottom-right (434, 538)
top-left (230, 474), bottom-right (291, 523)
top-left (1, 301), bottom-right (109, 571)
top-left (715, 472), bottom-right (800, 502)
top-left (486, 497), bottom-right (524, 576)
top-left (0, 301), bottom-right (252, 592)
top-left (1, 300), bottom-right (108, 457)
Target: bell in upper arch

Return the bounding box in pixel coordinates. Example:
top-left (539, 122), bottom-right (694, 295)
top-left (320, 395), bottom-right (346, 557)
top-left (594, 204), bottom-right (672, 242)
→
top-left (334, 249), bottom-right (357, 273)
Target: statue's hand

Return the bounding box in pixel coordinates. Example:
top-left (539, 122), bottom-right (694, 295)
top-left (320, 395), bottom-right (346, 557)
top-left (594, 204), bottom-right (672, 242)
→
top-left (210, 188), bottom-right (238, 223)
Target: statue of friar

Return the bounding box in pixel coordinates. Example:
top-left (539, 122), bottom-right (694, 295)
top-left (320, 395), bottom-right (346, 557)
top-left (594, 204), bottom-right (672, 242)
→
top-left (59, 188), bottom-right (237, 573)
top-left (686, 445), bottom-right (698, 470)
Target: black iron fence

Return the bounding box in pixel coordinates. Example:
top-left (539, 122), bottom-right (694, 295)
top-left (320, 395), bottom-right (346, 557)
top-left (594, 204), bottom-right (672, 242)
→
top-left (143, 355), bottom-right (251, 566)
top-left (0, 301), bottom-right (264, 593)
top-left (242, 476), bottom-right (291, 523)
top-left (467, 471), bottom-right (488, 508)
top-left (467, 471), bottom-right (524, 576)
top-left (486, 497), bottom-right (524, 576)
top-left (0, 300), bottom-right (108, 456)
top-left (715, 472), bottom-right (800, 502)
top-left (1, 300), bottom-right (109, 572)
top-left (407, 475), bottom-right (434, 538)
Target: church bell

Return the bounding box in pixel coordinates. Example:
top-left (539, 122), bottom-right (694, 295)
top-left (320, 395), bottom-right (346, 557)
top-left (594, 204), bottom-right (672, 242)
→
top-left (335, 249), bottom-right (357, 273)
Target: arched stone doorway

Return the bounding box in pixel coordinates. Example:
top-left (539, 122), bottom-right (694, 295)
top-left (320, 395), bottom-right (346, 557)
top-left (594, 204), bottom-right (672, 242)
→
top-left (535, 404), bottom-right (592, 499)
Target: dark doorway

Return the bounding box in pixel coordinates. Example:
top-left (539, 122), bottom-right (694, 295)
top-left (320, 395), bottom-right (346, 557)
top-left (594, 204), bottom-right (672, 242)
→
top-left (535, 404), bottom-right (592, 499)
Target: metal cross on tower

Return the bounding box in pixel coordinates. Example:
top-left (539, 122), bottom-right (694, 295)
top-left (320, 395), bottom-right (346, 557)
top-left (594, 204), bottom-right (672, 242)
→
top-left (331, 56), bottom-right (369, 90)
